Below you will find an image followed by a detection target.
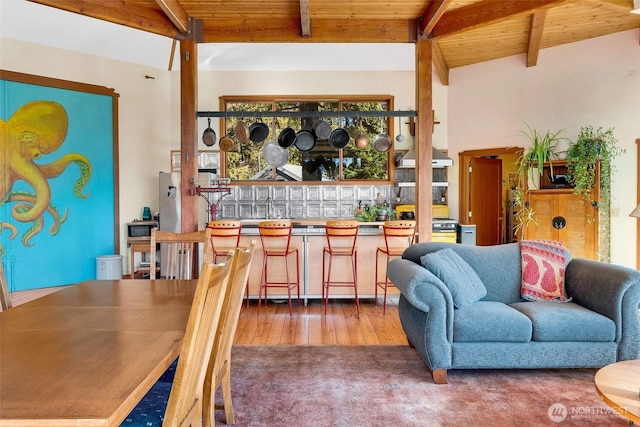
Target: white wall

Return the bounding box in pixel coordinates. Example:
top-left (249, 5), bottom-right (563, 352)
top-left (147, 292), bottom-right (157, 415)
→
top-left (448, 29), bottom-right (640, 268)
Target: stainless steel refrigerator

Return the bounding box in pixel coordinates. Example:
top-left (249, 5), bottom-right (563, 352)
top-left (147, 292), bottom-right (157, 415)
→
top-left (158, 171), bottom-right (213, 276)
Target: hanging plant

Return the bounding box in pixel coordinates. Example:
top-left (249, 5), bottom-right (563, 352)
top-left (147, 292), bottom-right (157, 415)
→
top-left (566, 126), bottom-right (624, 261)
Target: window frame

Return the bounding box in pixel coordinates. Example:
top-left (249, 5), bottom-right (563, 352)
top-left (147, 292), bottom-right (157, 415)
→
top-left (218, 95), bottom-right (395, 185)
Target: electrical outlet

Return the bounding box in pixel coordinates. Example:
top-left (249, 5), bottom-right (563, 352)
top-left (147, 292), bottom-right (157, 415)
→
top-left (611, 208), bottom-right (620, 217)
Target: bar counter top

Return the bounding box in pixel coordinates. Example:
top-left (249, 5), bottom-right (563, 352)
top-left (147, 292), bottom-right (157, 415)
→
top-left (237, 219), bottom-right (386, 235)
top-left (238, 219), bottom-right (386, 227)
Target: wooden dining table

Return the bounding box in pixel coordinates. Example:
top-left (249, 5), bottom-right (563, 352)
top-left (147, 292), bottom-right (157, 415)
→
top-left (0, 279), bottom-right (197, 426)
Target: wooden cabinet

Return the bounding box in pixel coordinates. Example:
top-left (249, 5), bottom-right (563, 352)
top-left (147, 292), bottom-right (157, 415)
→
top-left (524, 161), bottom-right (600, 260)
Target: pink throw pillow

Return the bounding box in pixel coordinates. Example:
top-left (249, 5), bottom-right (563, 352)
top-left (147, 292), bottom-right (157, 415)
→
top-left (520, 240), bottom-right (571, 302)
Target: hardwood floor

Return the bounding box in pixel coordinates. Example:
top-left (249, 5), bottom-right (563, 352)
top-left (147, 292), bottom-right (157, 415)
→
top-left (5, 289), bottom-right (408, 346)
top-left (235, 299), bottom-right (407, 346)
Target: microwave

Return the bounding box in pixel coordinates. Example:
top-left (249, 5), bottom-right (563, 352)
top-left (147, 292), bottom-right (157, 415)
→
top-left (127, 221), bottom-right (158, 238)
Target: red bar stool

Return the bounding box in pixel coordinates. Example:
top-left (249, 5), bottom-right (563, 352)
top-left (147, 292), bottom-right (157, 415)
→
top-left (257, 220), bottom-right (300, 316)
top-left (375, 220), bottom-right (417, 315)
top-left (207, 220), bottom-right (248, 306)
top-left (322, 220), bottom-right (360, 316)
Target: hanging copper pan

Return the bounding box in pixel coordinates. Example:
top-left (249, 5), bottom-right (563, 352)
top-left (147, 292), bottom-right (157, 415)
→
top-left (219, 134), bottom-right (236, 152)
top-left (235, 120), bottom-right (250, 144)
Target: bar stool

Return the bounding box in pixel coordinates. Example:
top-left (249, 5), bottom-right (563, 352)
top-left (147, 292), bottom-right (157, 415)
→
top-left (375, 220), bottom-right (416, 315)
top-left (207, 220), bottom-right (248, 306)
top-left (322, 220), bottom-right (360, 316)
top-left (257, 220), bottom-right (300, 316)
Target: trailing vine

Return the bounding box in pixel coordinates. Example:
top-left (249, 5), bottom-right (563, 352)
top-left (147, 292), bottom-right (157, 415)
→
top-left (566, 126), bottom-right (624, 262)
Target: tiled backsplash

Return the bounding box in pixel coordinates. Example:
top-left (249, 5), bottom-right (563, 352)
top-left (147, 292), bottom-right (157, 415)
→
top-left (217, 184), bottom-right (399, 220)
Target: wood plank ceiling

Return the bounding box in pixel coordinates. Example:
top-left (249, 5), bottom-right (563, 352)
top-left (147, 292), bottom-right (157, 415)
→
top-left (29, 0), bottom-right (640, 85)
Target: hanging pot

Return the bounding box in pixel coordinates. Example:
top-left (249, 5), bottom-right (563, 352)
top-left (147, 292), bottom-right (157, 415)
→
top-left (329, 128), bottom-right (350, 149)
top-left (202, 117), bottom-right (216, 147)
top-left (235, 120), bottom-right (250, 144)
top-left (277, 127), bottom-right (296, 148)
top-left (219, 134), bottom-right (235, 152)
top-left (294, 129), bottom-right (315, 152)
top-left (354, 133), bottom-right (369, 149)
top-left (373, 133), bottom-right (392, 153)
top-left (263, 141), bottom-right (288, 168)
top-left (313, 119), bottom-right (332, 141)
top-left (249, 121), bottom-right (269, 143)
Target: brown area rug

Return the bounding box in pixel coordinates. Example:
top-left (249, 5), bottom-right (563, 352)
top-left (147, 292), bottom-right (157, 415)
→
top-left (214, 345), bottom-right (628, 427)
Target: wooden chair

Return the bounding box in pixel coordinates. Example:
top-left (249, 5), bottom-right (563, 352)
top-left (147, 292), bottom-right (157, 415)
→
top-left (149, 228), bottom-right (213, 279)
top-left (207, 220), bottom-right (249, 306)
top-left (322, 220), bottom-right (360, 316)
top-left (203, 241), bottom-right (256, 426)
top-left (121, 253), bottom-right (234, 426)
top-left (0, 261), bottom-right (12, 311)
top-left (375, 220), bottom-right (416, 315)
top-left (257, 221), bottom-right (300, 316)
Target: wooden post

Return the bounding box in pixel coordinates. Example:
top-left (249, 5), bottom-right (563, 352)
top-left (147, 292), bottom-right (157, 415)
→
top-left (180, 38), bottom-right (198, 233)
top-left (415, 38), bottom-right (433, 242)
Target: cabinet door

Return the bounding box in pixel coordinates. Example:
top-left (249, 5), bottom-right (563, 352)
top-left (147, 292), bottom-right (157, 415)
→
top-left (560, 194), bottom-right (597, 260)
top-left (525, 194), bottom-right (559, 241)
top-left (525, 193), bottom-right (598, 260)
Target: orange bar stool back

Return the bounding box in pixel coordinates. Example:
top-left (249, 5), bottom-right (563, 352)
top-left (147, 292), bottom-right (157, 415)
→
top-left (207, 220), bottom-right (247, 305)
top-left (375, 220), bottom-right (416, 315)
top-left (322, 220), bottom-right (360, 316)
top-left (257, 221), bottom-right (300, 316)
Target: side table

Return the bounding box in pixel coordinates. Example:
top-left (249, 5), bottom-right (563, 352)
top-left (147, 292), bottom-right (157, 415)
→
top-left (594, 359), bottom-right (640, 425)
top-left (128, 239), bottom-right (158, 279)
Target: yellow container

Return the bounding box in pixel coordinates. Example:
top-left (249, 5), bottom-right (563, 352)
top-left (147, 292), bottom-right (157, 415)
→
top-left (395, 205), bottom-right (415, 215)
top-left (432, 204), bottom-right (449, 218)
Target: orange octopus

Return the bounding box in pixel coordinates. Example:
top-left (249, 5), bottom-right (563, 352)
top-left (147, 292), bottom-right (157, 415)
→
top-left (0, 100), bottom-right (91, 250)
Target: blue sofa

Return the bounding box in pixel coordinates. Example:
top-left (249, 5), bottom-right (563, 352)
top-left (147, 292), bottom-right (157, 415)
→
top-left (387, 242), bottom-right (640, 384)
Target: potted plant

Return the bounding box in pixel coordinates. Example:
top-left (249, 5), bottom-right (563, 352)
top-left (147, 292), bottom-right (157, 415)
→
top-left (517, 123), bottom-right (566, 190)
top-left (566, 126), bottom-right (624, 261)
top-left (511, 124), bottom-right (566, 239)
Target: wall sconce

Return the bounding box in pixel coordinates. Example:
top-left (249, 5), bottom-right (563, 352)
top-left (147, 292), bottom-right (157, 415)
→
top-left (630, 204), bottom-right (640, 217)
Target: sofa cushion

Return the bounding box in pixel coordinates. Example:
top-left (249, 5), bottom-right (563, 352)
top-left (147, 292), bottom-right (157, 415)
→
top-left (509, 301), bottom-right (616, 342)
top-left (454, 301), bottom-right (532, 342)
top-left (520, 240), bottom-right (571, 302)
top-left (420, 248), bottom-right (487, 309)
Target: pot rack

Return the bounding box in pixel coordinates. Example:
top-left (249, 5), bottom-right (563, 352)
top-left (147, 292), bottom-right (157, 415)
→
top-left (196, 110), bottom-right (417, 118)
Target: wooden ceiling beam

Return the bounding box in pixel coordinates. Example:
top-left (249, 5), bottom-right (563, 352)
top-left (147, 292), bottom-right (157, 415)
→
top-left (431, 0), bottom-right (572, 38)
top-left (201, 19), bottom-right (413, 43)
top-left (154, 0), bottom-right (190, 34)
top-left (432, 39), bottom-right (449, 85)
top-left (27, 0), bottom-right (179, 38)
top-left (527, 10), bottom-right (547, 67)
top-left (419, 0), bottom-right (453, 36)
top-left (300, 0), bottom-right (311, 37)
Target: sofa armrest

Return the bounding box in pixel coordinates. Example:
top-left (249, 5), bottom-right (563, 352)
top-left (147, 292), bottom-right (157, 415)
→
top-left (566, 258), bottom-right (640, 359)
top-left (387, 258), bottom-right (455, 343)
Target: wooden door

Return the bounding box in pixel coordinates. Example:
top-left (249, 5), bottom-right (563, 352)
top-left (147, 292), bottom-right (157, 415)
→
top-left (469, 157), bottom-right (503, 246)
